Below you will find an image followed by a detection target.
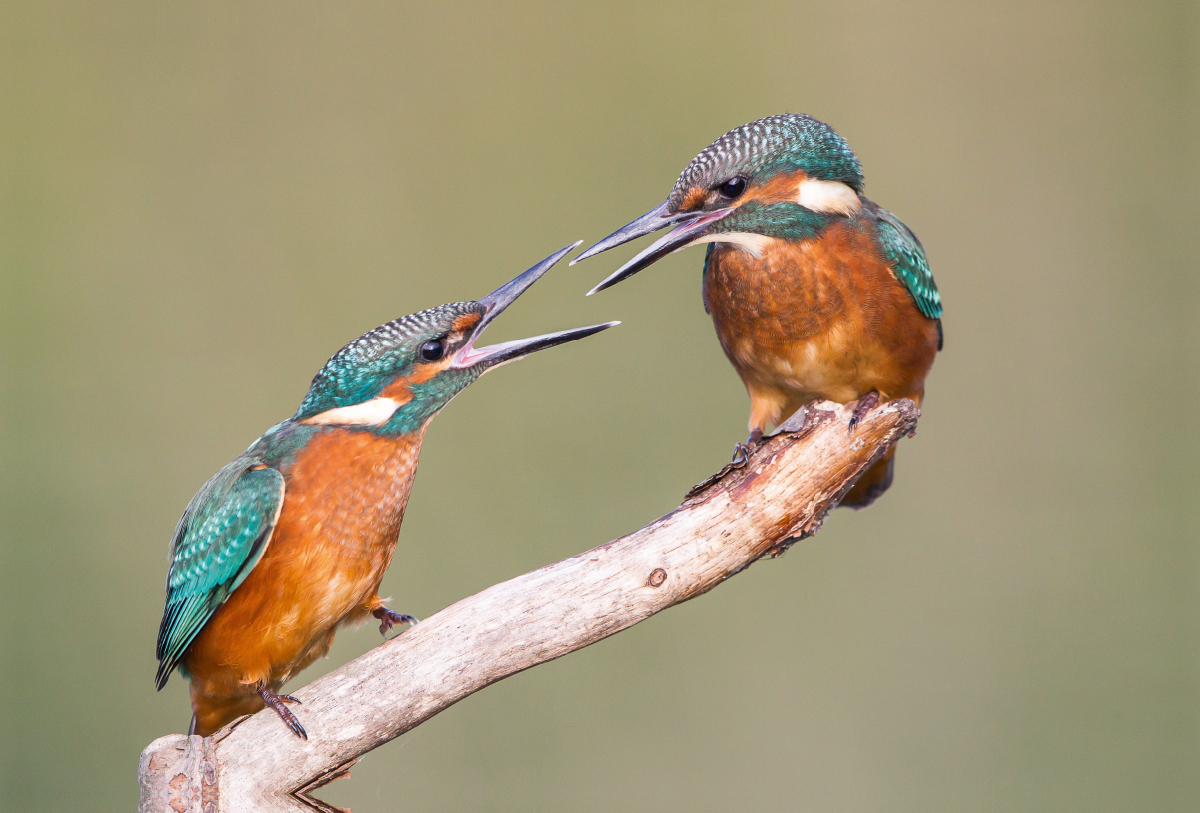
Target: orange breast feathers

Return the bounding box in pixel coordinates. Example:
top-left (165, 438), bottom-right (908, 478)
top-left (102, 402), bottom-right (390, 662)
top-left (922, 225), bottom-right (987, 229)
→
top-left (702, 221), bottom-right (939, 432)
top-left (181, 428), bottom-right (424, 702)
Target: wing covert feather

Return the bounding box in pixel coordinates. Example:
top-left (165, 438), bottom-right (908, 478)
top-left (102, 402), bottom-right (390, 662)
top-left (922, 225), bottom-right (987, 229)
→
top-left (873, 206), bottom-right (942, 320)
top-left (155, 463), bottom-right (284, 689)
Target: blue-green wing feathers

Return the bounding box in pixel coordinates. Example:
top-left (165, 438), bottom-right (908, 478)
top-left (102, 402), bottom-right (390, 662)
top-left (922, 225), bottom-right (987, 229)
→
top-left (873, 206), bottom-right (943, 321)
top-left (155, 462), bottom-right (285, 689)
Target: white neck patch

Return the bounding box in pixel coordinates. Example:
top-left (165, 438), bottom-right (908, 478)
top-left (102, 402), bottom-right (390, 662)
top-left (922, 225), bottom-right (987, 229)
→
top-left (302, 396), bottom-right (404, 427)
top-left (686, 231), bottom-right (772, 258)
top-left (796, 179), bottom-right (861, 215)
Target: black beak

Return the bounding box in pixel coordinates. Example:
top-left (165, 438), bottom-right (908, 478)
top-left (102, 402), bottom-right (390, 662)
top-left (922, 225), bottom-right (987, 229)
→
top-left (453, 242), bottom-right (619, 369)
top-left (570, 200), bottom-right (732, 295)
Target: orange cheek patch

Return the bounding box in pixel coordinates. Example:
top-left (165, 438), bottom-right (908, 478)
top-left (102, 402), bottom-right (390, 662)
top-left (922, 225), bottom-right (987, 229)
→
top-left (681, 187), bottom-right (709, 211)
top-left (740, 170), bottom-right (808, 207)
top-left (451, 313), bottom-right (482, 333)
top-left (376, 380), bottom-right (417, 403)
top-left (380, 355), bottom-right (456, 398)
top-left (682, 171), bottom-right (809, 216)
top-left (381, 375), bottom-right (420, 399)
top-left (378, 319), bottom-right (479, 401)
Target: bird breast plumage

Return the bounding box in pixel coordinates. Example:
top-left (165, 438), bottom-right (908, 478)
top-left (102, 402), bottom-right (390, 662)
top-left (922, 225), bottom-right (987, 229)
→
top-left (181, 427), bottom-right (425, 694)
top-left (703, 220), bottom-right (938, 429)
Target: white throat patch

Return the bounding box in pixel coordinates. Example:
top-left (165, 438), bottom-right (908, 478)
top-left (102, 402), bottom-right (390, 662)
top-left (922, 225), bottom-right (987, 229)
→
top-left (302, 396), bottom-right (404, 427)
top-left (796, 179), bottom-right (861, 215)
top-left (686, 232), bottom-right (772, 258)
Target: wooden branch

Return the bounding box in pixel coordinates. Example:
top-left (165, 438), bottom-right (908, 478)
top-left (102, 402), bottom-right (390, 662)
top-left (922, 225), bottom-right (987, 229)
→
top-left (138, 399), bottom-right (919, 812)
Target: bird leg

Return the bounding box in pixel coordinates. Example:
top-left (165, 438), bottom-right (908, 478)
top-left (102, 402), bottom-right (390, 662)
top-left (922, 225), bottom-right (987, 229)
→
top-left (849, 391), bottom-right (880, 432)
top-left (732, 428), bottom-right (765, 466)
top-left (259, 686), bottom-right (307, 740)
top-left (372, 607), bottom-right (419, 638)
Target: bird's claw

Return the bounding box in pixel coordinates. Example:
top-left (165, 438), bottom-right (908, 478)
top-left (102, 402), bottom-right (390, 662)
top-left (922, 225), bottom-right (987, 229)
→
top-left (849, 391), bottom-right (880, 432)
top-left (259, 687), bottom-right (308, 740)
top-left (731, 428), bottom-right (765, 466)
top-left (373, 607), bottom-right (419, 638)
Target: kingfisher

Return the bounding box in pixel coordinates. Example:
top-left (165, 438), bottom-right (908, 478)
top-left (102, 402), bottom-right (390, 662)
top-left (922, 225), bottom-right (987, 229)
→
top-left (572, 114), bottom-right (942, 507)
top-left (155, 244), bottom-right (616, 738)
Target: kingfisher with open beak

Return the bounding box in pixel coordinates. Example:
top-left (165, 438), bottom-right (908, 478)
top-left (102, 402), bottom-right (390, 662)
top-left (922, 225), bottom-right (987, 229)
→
top-left (573, 114), bottom-right (942, 507)
top-left (156, 244), bottom-right (617, 738)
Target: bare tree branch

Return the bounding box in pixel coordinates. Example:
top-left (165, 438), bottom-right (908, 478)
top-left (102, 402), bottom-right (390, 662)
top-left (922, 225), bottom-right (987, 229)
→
top-left (138, 398), bottom-right (919, 812)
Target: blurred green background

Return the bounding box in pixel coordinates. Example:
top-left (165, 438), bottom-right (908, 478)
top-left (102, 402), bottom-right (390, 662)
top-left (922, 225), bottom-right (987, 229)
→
top-left (2, 2), bottom-right (1196, 811)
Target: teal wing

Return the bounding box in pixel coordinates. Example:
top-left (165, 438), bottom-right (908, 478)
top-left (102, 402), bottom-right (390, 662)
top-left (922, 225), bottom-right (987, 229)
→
top-left (873, 206), bottom-right (943, 321)
top-left (155, 462), bottom-right (285, 689)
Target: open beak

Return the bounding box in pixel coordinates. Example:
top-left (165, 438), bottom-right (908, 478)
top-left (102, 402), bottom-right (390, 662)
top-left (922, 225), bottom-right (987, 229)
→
top-left (570, 200), bottom-right (732, 295)
top-left (454, 241), bottom-right (619, 369)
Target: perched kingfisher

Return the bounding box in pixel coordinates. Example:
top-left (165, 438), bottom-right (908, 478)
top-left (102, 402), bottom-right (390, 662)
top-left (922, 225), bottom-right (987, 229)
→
top-left (155, 244), bottom-right (616, 738)
top-left (573, 114), bottom-right (942, 507)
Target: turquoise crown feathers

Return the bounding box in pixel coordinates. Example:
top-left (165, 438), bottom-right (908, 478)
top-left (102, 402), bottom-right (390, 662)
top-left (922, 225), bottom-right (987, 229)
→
top-left (667, 114), bottom-right (863, 212)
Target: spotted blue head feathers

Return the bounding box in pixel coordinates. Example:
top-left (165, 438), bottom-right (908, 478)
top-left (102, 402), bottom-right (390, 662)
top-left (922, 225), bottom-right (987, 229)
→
top-left (294, 302), bottom-right (483, 421)
top-left (666, 114), bottom-right (863, 212)
top-left (290, 244), bottom-right (617, 434)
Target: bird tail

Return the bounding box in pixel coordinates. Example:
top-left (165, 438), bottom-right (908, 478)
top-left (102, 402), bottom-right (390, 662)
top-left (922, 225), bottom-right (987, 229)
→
top-left (840, 446), bottom-right (895, 509)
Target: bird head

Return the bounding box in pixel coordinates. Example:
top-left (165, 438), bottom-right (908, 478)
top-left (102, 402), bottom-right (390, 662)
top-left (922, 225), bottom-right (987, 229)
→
top-left (293, 243), bottom-right (617, 435)
top-left (572, 114), bottom-right (864, 293)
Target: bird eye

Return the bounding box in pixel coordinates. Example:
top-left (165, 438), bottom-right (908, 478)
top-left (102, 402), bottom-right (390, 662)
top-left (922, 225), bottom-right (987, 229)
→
top-left (718, 177), bottom-right (747, 199)
top-left (420, 339), bottom-right (445, 362)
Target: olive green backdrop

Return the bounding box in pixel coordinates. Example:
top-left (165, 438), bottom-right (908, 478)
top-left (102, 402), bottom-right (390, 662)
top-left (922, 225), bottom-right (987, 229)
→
top-left (2, 2), bottom-right (1196, 811)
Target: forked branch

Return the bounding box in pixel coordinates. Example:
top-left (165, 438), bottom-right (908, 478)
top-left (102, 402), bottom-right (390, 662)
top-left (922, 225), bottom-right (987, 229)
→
top-left (138, 398), bottom-right (919, 812)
